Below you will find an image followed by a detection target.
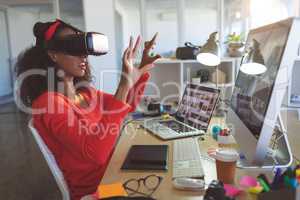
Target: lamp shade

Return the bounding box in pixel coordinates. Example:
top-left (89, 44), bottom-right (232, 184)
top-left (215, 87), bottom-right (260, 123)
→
top-left (240, 39), bottom-right (267, 75)
top-left (196, 32), bottom-right (221, 66)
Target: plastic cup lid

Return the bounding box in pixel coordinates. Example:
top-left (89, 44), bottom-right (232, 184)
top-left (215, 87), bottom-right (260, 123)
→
top-left (212, 148), bottom-right (239, 162)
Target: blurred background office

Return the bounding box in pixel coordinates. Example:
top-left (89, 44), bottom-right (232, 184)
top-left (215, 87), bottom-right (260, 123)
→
top-left (0, 0), bottom-right (300, 199)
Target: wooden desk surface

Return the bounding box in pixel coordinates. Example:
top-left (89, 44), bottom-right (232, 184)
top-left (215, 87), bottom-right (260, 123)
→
top-left (84, 117), bottom-right (272, 200)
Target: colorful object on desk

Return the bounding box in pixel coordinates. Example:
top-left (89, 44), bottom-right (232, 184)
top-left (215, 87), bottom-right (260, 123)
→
top-left (271, 168), bottom-right (282, 190)
top-left (257, 174), bottom-right (271, 192)
top-left (239, 175), bottom-right (258, 188)
top-left (284, 175), bottom-right (291, 188)
top-left (285, 167), bottom-right (295, 178)
top-left (96, 183), bottom-right (127, 199)
top-left (211, 125), bottom-right (232, 141)
top-left (289, 178), bottom-right (298, 188)
top-left (247, 185), bottom-right (263, 194)
top-left (161, 113), bottom-right (171, 120)
top-left (220, 128), bottom-right (230, 136)
top-left (295, 169), bottom-right (300, 177)
top-left (211, 125), bottom-right (222, 140)
top-left (224, 184), bottom-right (242, 197)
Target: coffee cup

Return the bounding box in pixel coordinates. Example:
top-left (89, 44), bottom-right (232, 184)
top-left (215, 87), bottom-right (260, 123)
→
top-left (209, 148), bottom-right (239, 184)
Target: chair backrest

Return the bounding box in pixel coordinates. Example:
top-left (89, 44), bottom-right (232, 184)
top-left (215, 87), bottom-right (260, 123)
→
top-left (28, 119), bottom-right (70, 200)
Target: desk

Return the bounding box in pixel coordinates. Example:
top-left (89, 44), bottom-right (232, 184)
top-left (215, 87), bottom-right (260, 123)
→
top-left (83, 117), bottom-right (272, 200)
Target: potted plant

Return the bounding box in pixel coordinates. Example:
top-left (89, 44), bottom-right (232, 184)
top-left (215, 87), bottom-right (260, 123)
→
top-left (225, 32), bottom-right (245, 57)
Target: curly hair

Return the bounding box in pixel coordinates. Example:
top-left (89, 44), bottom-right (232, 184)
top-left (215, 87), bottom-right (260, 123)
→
top-left (15, 20), bottom-right (92, 107)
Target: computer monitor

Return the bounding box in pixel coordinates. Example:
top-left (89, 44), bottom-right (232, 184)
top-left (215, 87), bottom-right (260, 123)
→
top-left (227, 18), bottom-right (299, 168)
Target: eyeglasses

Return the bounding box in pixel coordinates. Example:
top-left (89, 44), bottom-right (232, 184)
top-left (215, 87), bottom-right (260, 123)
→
top-left (123, 174), bottom-right (163, 197)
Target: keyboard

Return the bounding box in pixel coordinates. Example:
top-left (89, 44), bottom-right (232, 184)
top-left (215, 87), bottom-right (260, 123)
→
top-left (142, 118), bottom-right (203, 140)
top-left (159, 120), bottom-right (194, 133)
top-left (173, 137), bottom-right (204, 179)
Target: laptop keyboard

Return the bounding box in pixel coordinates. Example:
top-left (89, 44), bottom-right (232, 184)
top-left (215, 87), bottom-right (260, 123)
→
top-left (159, 120), bottom-right (194, 133)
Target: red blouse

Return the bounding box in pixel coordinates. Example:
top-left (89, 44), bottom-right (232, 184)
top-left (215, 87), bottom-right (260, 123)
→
top-left (32, 73), bottom-right (150, 200)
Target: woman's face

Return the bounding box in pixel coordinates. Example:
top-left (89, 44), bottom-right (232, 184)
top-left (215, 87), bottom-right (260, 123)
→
top-left (48, 28), bottom-right (88, 78)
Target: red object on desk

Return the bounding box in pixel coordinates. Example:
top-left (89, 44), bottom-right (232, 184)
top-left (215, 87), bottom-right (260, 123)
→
top-left (224, 184), bottom-right (242, 197)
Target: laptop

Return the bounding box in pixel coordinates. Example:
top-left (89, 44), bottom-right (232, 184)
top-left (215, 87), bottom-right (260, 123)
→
top-left (142, 83), bottom-right (220, 140)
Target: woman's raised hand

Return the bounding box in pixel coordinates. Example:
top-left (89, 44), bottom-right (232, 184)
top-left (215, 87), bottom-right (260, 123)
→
top-left (139, 33), bottom-right (161, 72)
top-left (120, 33), bottom-right (161, 88)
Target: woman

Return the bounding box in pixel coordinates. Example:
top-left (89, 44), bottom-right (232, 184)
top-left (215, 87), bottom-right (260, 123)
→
top-left (16, 19), bottom-right (160, 200)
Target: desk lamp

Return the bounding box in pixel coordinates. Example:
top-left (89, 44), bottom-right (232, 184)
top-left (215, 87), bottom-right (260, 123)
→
top-left (240, 39), bottom-right (266, 75)
top-left (196, 32), bottom-right (221, 66)
top-left (197, 32), bottom-right (226, 116)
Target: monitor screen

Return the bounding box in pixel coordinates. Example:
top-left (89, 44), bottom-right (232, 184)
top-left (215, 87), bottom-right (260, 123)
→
top-left (230, 19), bottom-right (292, 139)
top-left (176, 84), bottom-right (220, 130)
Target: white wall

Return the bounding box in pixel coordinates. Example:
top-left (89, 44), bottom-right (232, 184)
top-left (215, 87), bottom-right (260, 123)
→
top-left (116, 1), bottom-right (218, 56)
top-left (7, 5), bottom-right (84, 58)
top-left (83, 0), bottom-right (119, 94)
top-left (7, 8), bottom-right (38, 58)
top-left (185, 8), bottom-right (218, 46)
top-left (122, 9), bottom-right (141, 50)
top-left (250, 0), bottom-right (289, 28)
top-left (146, 9), bottom-right (178, 55)
top-left (0, 10), bottom-right (12, 96)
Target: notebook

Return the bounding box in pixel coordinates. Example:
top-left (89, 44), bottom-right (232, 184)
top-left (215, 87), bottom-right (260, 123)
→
top-left (121, 145), bottom-right (168, 170)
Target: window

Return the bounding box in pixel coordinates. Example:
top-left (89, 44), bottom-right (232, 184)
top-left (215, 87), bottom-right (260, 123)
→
top-left (250, 0), bottom-right (291, 28)
top-left (145, 0), bottom-right (178, 56)
top-left (223, 0), bottom-right (249, 41)
top-left (185, 0), bottom-right (218, 46)
top-left (59, 0), bottom-right (85, 31)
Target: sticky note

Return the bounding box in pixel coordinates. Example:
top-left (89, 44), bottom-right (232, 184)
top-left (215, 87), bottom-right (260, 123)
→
top-left (296, 169), bottom-right (300, 177)
top-left (224, 184), bottom-right (242, 197)
top-left (97, 183), bottom-right (127, 199)
top-left (247, 186), bottom-right (263, 194)
top-left (239, 176), bottom-right (258, 188)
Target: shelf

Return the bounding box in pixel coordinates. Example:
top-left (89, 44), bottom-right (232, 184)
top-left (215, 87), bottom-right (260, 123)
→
top-left (154, 57), bottom-right (236, 64)
top-left (142, 57), bottom-right (238, 101)
top-left (184, 81), bottom-right (234, 88)
top-left (289, 102), bottom-right (300, 108)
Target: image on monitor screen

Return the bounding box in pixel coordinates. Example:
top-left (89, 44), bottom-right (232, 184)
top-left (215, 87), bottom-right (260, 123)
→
top-left (231, 19), bottom-right (292, 139)
top-left (177, 84), bottom-right (219, 130)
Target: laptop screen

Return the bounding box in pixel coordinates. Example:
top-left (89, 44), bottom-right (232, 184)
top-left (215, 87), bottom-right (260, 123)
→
top-left (176, 83), bottom-right (220, 130)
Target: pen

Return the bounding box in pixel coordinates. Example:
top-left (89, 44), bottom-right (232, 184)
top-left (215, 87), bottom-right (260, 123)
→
top-left (258, 174), bottom-right (271, 187)
top-left (271, 168), bottom-right (282, 190)
top-left (289, 178), bottom-right (298, 188)
top-left (296, 169), bottom-right (300, 178)
top-left (285, 167), bottom-right (295, 178)
top-left (257, 177), bottom-right (270, 192)
top-left (284, 175), bottom-right (291, 188)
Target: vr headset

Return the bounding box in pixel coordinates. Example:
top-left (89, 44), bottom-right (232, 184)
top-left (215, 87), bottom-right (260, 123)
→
top-left (44, 19), bottom-right (109, 56)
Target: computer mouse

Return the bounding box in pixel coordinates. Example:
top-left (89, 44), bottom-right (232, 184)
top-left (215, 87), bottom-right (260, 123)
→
top-left (173, 177), bottom-right (205, 191)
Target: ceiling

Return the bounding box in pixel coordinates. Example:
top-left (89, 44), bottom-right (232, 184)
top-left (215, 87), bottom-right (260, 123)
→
top-left (0, 0), bottom-right (83, 14)
top-left (0, 0), bottom-right (51, 6)
top-left (118, 0), bottom-right (218, 11)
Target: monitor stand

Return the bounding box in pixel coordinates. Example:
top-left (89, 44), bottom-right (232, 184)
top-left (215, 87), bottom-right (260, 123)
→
top-left (236, 113), bottom-right (293, 169)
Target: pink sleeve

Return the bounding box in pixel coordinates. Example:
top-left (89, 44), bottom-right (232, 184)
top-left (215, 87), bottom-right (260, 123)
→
top-left (126, 72), bottom-right (150, 112)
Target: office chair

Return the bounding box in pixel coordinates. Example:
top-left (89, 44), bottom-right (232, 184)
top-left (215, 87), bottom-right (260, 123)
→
top-left (28, 119), bottom-right (70, 200)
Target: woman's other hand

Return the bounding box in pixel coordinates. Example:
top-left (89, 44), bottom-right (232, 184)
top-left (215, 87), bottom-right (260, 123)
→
top-left (139, 33), bottom-right (161, 72)
top-left (120, 33), bottom-right (161, 87)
